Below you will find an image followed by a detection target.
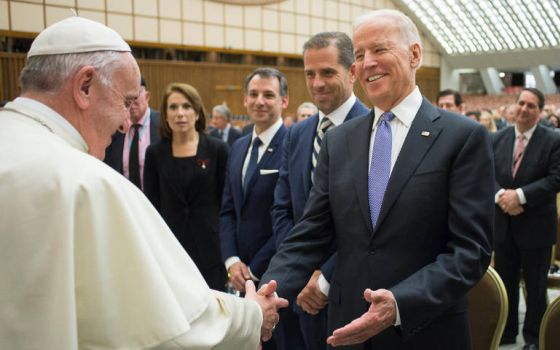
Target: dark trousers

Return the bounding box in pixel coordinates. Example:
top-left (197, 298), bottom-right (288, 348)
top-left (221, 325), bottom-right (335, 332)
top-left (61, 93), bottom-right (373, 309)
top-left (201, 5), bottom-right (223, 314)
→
top-left (495, 233), bottom-right (551, 345)
top-left (271, 305), bottom-right (306, 350)
top-left (297, 305), bottom-right (328, 350)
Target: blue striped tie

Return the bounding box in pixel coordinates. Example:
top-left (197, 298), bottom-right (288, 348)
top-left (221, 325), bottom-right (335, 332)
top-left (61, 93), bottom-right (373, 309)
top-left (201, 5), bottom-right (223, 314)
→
top-left (311, 117), bottom-right (333, 183)
top-left (368, 111), bottom-right (395, 229)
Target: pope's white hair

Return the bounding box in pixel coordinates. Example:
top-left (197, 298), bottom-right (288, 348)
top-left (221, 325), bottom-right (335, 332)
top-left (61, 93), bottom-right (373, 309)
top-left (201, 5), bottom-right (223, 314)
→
top-left (20, 51), bottom-right (126, 94)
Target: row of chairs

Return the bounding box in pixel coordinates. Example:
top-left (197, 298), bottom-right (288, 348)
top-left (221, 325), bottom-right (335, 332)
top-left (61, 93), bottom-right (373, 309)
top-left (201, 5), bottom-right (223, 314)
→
top-left (468, 266), bottom-right (560, 350)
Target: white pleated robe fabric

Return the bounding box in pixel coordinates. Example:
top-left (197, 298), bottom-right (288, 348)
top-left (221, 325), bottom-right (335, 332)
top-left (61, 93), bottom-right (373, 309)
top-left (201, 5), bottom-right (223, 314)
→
top-left (0, 98), bottom-right (262, 349)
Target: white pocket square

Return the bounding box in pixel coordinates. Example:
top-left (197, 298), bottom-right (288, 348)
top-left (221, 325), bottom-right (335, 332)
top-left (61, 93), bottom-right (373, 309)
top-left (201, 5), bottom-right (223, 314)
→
top-left (260, 169), bottom-right (279, 175)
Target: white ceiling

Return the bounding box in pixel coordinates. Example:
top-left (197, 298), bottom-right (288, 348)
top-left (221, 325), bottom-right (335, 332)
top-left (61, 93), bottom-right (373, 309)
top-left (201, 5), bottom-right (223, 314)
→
top-left (393, 0), bottom-right (560, 71)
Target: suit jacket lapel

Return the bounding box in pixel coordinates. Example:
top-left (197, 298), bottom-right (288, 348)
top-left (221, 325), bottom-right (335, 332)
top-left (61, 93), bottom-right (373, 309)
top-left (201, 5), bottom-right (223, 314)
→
top-left (243, 125), bottom-right (286, 201)
top-left (235, 136), bottom-right (251, 207)
top-left (346, 99), bottom-right (369, 121)
top-left (500, 128), bottom-right (515, 184)
top-left (375, 99), bottom-right (442, 233)
top-left (346, 110), bottom-right (376, 231)
top-left (302, 115), bottom-right (319, 195)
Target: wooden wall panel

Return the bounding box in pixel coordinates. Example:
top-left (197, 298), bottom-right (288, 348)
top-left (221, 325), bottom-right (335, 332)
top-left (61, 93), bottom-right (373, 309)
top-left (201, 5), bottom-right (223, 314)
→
top-left (137, 59), bottom-right (311, 121)
top-left (0, 52), bottom-right (25, 102)
top-left (0, 53), bottom-right (440, 116)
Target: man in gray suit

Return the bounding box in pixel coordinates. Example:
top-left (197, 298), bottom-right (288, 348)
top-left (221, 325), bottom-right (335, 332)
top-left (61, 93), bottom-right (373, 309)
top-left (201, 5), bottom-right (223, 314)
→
top-left (261, 9), bottom-right (494, 350)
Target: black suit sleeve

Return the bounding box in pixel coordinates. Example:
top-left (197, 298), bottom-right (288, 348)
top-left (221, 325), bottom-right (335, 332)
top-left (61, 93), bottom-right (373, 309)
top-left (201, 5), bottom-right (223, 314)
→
top-left (261, 132), bottom-right (336, 299)
top-left (143, 144), bottom-right (160, 210)
top-left (271, 128), bottom-right (295, 249)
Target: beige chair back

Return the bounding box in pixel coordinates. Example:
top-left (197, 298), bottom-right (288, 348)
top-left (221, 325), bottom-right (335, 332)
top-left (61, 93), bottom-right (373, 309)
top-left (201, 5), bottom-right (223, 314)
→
top-left (468, 266), bottom-right (508, 350)
top-left (540, 295), bottom-right (560, 350)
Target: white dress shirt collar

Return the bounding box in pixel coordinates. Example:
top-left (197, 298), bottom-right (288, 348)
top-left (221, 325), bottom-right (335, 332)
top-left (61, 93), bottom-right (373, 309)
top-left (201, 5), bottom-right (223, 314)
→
top-left (515, 123), bottom-right (537, 142)
top-left (222, 123), bottom-right (231, 142)
top-left (251, 117), bottom-right (283, 150)
top-left (372, 86), bottom-right (422, 129)
top-left (318, 94), bottom-right (357, 128)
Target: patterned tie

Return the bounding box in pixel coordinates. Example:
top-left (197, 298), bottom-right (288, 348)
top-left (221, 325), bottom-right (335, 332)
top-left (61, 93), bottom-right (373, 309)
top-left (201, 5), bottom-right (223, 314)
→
top-left (129, 124), bottom-right (142, 189)
top-left (368, 111), bottom-right (395, 229)
top-left (512, 134), bottom-right (525, 177)
top-left (311, 117), bottom-right (333, 182)
top-left (244, 137), bottom-right (262, 192)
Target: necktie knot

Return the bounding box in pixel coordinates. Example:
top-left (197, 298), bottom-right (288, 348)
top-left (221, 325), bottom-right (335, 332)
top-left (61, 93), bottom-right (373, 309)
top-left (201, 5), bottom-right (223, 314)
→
top-left (378, 111), bottom-right (396, 125)
top-left (252, 137), bottom-right (262, 148)
top-left (320, 117), bottom-right (333, 133)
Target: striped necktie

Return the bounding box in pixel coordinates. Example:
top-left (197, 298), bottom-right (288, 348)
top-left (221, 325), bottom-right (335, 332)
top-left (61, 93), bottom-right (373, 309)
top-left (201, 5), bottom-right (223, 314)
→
top-left (512, 134), bottom-right (525, 177)
top-left (311, 117), bottom-right (333, 182)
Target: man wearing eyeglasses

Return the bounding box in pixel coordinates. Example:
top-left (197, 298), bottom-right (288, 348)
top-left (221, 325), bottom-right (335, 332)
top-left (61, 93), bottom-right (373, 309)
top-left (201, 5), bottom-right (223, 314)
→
top-left (104, 76), bottom-right (160, 190)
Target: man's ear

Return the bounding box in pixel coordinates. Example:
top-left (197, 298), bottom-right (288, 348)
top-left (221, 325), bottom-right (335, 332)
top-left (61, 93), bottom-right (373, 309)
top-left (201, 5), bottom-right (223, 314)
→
top-left (349, 63), bottom-right (357, 84)
top-left (410, 43), bottom-right (422, 69)
top-left (72, 66), bottom-right (96, 110)
top-left (281, 95), bottom-right (289, 110)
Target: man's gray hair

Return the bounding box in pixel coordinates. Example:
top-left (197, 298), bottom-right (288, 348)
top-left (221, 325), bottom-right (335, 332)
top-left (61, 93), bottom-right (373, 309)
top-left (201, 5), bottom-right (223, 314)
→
top-left (353, 9), bottom-right (422, 51)
top-left (297, 102), bottom-right (318, 115)
top-left (19, 51), bottom-right (126, 93)
top-left (303, 32), bottom-right (355, 70)
top-left (213, 104), bottom-right (233, 122)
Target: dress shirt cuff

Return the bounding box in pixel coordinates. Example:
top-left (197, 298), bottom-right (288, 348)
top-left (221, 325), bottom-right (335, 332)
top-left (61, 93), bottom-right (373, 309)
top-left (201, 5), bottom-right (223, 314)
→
top-left (317, 273), bottom-right (330, 296)
top-left (225, 256), bottom-right (241, 271)
top-left (248, 268), bottom-right (260, 282)
top-left (516, 188), bottom-right (527, 205)
top-left (494, 188), bottom-right (505, 203)
top-left (394, 301), bottom-right (401, 326)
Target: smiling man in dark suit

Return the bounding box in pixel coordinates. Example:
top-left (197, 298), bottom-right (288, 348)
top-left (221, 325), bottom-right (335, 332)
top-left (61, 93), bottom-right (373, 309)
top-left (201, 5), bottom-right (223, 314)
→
top-left (272, 31), bottom-right (369, 350)
top-left (261, 9), bottom-right (494, 350)
top-left (220, 67), bottom-right (296, 349)
top-left (492, 87), bottom-right (560, 350)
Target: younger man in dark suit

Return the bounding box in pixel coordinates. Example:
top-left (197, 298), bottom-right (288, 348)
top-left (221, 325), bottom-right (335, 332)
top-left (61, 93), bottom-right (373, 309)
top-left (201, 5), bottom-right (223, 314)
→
top-left (492, 87), bottom-right (560, 350)
top-left (272, 31), bottom-right (369, 350)
top-left (104, 76), bottom-right (159, 189)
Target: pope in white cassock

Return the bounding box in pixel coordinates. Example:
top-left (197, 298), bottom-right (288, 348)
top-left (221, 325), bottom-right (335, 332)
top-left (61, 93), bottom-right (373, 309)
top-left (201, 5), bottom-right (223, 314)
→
top-left (0, 16), bottom-right (287, 349)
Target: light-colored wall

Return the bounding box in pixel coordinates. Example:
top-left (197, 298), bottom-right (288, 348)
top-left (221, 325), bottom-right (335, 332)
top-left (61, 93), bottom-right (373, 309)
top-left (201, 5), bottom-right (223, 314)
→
top-left (0, 0), bottom-right (441, 67)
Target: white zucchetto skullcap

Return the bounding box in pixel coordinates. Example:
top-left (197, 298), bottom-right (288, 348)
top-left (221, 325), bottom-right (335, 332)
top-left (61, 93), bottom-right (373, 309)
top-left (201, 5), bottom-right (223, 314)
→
top-left (28, 16), bottom-right (131, 58)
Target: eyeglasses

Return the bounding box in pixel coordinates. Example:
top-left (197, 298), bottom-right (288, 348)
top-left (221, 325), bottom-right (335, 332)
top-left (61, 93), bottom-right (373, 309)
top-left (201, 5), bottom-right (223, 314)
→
top-left (105, 81), bottom-right (138, 111)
